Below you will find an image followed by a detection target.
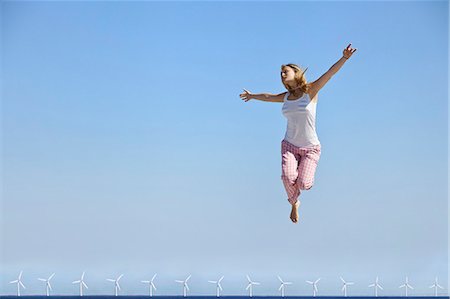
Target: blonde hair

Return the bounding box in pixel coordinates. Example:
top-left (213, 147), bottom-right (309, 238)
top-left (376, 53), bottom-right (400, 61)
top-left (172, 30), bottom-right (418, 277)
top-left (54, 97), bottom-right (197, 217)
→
top-left (281, 63), bottom-right (311, 93)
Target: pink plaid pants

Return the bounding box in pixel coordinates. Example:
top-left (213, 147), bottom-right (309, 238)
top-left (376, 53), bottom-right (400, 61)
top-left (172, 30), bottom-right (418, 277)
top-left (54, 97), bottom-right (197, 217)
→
top-left (281, 139), bottom-right (321, 205)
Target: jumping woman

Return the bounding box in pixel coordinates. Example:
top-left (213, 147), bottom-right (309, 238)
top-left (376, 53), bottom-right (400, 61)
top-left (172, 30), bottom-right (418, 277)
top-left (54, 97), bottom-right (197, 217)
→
top-left (240, 43), bottom-right (357, 223)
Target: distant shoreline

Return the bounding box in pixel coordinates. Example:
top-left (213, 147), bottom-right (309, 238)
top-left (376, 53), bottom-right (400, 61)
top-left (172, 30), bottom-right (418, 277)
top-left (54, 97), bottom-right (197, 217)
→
top-left (1, 296), bottom-right (449, 299)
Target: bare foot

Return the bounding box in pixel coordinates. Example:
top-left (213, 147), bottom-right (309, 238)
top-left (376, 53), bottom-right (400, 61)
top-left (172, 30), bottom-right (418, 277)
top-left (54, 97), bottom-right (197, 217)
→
top-left (290, 201), bottom-right (300, 223)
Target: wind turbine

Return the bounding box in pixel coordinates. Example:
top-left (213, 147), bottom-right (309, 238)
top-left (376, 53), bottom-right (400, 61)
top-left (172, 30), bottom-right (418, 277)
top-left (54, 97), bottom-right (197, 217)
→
top-left (429, 277), bottom-right (444, 297)
top-left (72, 272), bottom-right (88, 296)
top-left (9, 271), bottom-right (26, 296)
top-left (246, 275), bottom-right (260, 297)
top-left (306, 278), bottom-right (320, 297)
top-left (208, 275), bottom-right (224, 297)
top-left (38, 273), bottom-right (55, 296)
top-left (175, 275), bottom-right (191, 297)
top-left (399, 276), bottom-right (413, 296)
top-left (141, 274), bottom-right (157, 297)
top-left (277, 276), bottom-right (292, 297)
top-left (369, 276), bottom-right (383, 297)
top-left (107, 274), bottom-right (124, 296)
top-left (340, 277), bottom-right (354, 297)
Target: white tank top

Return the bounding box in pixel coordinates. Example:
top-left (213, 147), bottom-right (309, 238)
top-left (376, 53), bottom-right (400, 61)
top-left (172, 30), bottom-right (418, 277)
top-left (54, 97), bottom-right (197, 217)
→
top-left (281, 91), bottom-right (321, 148)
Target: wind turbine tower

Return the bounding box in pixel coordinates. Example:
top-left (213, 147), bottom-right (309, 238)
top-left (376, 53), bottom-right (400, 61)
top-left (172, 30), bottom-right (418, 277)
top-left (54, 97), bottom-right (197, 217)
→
top-left (72, 272), bottom-right (88, 296)
top-left (107, 274), bottom-right (124, 296)
top-left (246, 275), bottom-right (260, 297)
top-left (175, 275), bottom-right (191, 297)
top-left (9, 271), bottom-right (26, 296)
top-left (38, 273), bottom-right (55, 296)
top-left (369, 276), bottom-right (383, 297)
top-left (141, 274), bottom-right (157, 297)
top-left (208, 276), bottom-right (224, 297)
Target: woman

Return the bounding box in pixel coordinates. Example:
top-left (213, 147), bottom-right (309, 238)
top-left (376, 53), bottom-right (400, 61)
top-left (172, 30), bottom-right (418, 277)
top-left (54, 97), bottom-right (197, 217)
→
top-left (239, 43), bottom-right (357, 223)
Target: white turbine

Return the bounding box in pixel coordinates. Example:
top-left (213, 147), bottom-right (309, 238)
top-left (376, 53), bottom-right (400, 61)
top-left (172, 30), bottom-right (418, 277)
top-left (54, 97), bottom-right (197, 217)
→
top-left (38, 273), bottom-right (55, 296)
top-left (399, 276), bottom-right (413, 296)
top-left (175, 275), bottom-right (191, 297)
top-left (340, 277), bottom-right (354, 297)
top-left (369, 276), bottom-right (383, 297)
top-left (277, 276), bottom-right (292, 297)
top-left (141, 274), bottom-right (157, 297)
top-left (429, 277), bottom-right (444, 297)
top-left (208, 275), bottom-right (224, 297)
top-left (306, 278), bottom-right (321, 297)
top-left (72, 272), bottom-right (88, 296)
top-left (246, 275), bottom-right (260, 297)
top-left (107, 274), bottom-right (124, 296)
top-left (9, 271), bottom-right (26, 296)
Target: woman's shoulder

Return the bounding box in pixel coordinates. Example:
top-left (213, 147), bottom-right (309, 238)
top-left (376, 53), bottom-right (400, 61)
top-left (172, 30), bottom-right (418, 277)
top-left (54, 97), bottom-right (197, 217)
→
top-left (307, 86), bottom-right (318, 103)
top-left (308, 92), bottom-right (318, 102)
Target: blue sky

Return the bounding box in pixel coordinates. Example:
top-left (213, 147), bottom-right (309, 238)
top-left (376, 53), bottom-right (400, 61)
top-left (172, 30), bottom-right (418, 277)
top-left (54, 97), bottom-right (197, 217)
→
top-left (1, 0), bottom-right (448, 297)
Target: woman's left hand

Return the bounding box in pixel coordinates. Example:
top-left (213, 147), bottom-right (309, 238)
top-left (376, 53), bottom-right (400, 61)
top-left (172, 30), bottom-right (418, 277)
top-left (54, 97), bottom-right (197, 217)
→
top-left (343, 43), bottom-right (357, 59)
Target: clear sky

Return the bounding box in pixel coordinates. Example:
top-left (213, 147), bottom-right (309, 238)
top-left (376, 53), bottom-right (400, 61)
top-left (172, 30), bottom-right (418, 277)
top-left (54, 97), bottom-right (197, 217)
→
top-left (1, 0), bottom-right (448, 297)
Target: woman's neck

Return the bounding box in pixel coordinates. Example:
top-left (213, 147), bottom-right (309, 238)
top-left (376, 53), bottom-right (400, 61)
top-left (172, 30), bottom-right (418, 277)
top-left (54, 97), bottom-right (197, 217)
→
top-left (289, 85), bottom-right (303, 96)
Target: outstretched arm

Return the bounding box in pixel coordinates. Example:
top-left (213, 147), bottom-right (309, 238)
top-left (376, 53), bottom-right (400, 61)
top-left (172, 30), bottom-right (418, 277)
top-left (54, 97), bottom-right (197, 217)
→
top-left (310, 43), bottom-right (357, 94)
top-left (239, 89), bottom-right (287, 103)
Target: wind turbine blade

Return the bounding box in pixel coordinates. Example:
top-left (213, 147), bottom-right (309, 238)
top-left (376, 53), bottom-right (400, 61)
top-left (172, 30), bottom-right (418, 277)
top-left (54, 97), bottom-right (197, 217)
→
top-left (315, 278), bottom-right (321, 284)
top-left (117, 274), bottom-right (124, 281)
top-left (152, 284), bottom-right (157, 291)
top-left (185, 284), bottom-right (190, 291)
top-left (246, 284), bottom-right (251, 290)
top-left (278, 276), bottom-right (283, 283)
top-left (10, 280), bottom-right (18, 284)
top-left (278, 285), bottom-right (283, 291)
top-left (306, 281), bottom-right (313, 284)
top-left (219, 276), bottom-right (224, 283)
top-left (142, 281), bottom-right (150, 283)
top-left (246, 275), bottom-right (251, 282)
top-left (152, 274), bottom-right (157, 281)
top-left (49, 273), bottom-right (55, 280)
top-left (438, 285), bottom-right (444, 289)
top-left (48, 283), bottom-right (53, 291)
top-left (379, 285), bottom-right (384, 290)
top-left (369, 284), bottom-right (375, 287)
top-left (72, 281), bottom-right (80, 284)
top-left (208, 281), bottom-right (216, 284)
top-left (253, 282), bottom-right (260, 285)
top-left (19, 281), bottom-right (26, 289)
top-left (219, 285), bottom-right (223, 291)
top-left (107, 279), bottom-right (115, 282)
top-left (117, 284), bottom-right (121, 291)
top-left (340, 277), bottom-right (345, 283)
top-left (285, 282), bottom-right (292, 285)
top-left (82, 282), bottom-right (88, 289)
top-left (19, 271), bottom-right (23, 279)
top-left (186, 275), bottom-right (191, 282)
top-left (347, 282), bottom-right (354, 285)
top-left (342, 285), bottom-right (346, 292)
top-left (38, 278), bottom-right (46, 282)
top-left (81, 272), bottom-right (85, 280)
top-left (175, 280), bottom-right (184, 283)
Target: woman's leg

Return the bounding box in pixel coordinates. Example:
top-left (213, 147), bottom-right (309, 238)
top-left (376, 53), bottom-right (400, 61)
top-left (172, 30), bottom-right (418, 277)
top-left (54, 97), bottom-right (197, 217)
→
top-left (281, 140), bottom-right (303, 223)
top-left (297, 145), bottom-right (321, 191)
top-left (281, 140), bottom-right (301, 205)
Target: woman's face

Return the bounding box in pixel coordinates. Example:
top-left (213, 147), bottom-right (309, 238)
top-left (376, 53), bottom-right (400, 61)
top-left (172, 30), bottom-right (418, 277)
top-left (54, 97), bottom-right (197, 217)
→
top-left (281, 66), bottom-right (295, 84)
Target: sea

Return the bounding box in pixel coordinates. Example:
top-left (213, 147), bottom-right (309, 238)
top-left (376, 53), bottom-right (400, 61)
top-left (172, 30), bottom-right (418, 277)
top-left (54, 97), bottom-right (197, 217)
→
top-left (0, 296), bottom-right (449, 299)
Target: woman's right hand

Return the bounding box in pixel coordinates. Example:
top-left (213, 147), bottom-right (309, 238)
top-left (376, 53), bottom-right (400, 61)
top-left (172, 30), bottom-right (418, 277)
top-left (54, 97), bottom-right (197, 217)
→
top-left (239, 89), bottom-right (253, 102)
